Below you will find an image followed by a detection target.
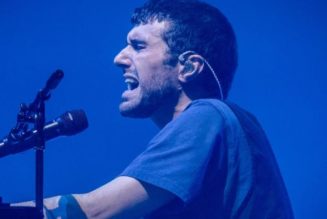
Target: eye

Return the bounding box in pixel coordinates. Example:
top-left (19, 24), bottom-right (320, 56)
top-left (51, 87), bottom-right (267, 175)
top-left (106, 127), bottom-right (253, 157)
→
top-left (128, 39), bottom-right (146, 52)
top-left (131, 42), bottom-right (146, 51)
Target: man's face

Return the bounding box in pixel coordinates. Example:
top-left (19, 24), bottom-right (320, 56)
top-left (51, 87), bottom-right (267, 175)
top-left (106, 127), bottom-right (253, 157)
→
top-left (114, 21), bottom-right (180, 118)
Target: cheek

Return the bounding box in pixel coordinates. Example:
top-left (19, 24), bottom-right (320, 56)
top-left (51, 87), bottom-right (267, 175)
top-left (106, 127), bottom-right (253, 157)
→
top-left (135, 63), bottom-right (162, 85)
top-left (149, 71), bottom-right (178, 94)
top-left (135, 54), bottom-right (178, 89)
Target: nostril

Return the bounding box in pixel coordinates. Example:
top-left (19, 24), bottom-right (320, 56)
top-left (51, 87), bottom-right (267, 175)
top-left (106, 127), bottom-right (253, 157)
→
top-left (114, 58), bottom-right (128, 68)
top-left (115, 61), bottom-right (131, 69)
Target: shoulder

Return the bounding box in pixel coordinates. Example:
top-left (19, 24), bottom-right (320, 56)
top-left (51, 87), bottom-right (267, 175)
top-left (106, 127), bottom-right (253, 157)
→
top-left (165, 99), bottom-right (227, 131)
top-left (177, 98), bottom-right (238, 125)
top-left (151, 99), bottom-right (237, 144)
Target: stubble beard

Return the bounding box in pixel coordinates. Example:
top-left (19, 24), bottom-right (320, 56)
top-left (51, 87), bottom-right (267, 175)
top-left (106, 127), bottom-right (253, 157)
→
top-left (119, 77), bottom-right (179, 119)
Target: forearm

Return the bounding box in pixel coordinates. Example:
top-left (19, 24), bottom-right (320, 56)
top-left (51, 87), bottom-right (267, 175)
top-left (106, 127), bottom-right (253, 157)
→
top-left (75, 177), bottom-right (150, 219)
top-left (10, 176), bottom-right (173, 219)
top-left (75, 176), bottom-right (174, 219)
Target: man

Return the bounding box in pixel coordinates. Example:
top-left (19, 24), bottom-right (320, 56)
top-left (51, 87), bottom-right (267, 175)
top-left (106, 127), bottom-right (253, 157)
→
top-left (16, 0), bottom-right (294, 218)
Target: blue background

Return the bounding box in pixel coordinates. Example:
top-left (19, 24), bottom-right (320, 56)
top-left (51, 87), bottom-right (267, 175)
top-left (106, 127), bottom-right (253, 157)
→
top-left (0, 0), bottom-right (326, 218)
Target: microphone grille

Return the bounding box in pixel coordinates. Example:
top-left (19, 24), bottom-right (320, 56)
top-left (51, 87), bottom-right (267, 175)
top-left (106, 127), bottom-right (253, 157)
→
top-left (61, 110), bottom-right (89, 135)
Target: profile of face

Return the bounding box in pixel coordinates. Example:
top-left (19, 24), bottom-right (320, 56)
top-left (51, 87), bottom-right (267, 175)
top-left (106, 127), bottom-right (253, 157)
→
top-left (114, 21), bottom-right (180, 118)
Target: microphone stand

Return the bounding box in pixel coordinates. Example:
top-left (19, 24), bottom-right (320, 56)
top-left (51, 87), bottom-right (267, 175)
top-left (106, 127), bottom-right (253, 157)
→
top-left (10, 70), bottom-right (64, 218)
top-left (32, 88), bottom-right (48, 219)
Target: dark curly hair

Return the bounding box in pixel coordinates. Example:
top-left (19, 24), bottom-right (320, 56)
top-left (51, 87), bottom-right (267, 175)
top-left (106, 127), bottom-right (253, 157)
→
top-left (131, 0), bottom-right (238, 98)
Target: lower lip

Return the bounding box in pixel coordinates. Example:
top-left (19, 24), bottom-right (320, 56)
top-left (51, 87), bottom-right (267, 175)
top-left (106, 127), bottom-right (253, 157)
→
top-left (122, 90), bottom-right (132, 97)
top-left (121, 87), bottom-right (138, 99)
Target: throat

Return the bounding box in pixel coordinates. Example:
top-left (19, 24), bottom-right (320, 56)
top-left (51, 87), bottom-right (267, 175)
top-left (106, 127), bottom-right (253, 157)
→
top-left (151, 108), bottom-right (175, 129)
top-left (151, 96), bottom-right (192, 129)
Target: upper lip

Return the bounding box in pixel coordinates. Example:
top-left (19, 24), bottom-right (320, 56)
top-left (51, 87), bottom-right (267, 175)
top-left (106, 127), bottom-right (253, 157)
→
top-left (123, 73), bottom-right (138, 81)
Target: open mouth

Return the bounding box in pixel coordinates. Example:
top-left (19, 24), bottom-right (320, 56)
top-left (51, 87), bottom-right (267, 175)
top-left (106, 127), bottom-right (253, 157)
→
top-left (124, 76), bottom-right (139, 91)
top-left (125, 79), bottom-right (139, 90)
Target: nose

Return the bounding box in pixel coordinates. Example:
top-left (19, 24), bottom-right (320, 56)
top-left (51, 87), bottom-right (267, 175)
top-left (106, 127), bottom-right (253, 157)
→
top-left (113, 46), bottom-right (131, 68)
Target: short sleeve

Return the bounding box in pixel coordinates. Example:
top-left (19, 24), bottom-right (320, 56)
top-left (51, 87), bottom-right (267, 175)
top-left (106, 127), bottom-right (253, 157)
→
top-left (121, 100), bottom-right (225, 203)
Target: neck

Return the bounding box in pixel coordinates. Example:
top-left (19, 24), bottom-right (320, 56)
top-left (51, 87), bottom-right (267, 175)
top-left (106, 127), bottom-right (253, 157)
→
top-left (151, 93), bottom-right (192, 129)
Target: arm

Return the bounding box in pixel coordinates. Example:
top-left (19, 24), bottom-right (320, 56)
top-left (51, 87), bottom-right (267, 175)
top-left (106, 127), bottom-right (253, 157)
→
top-left (13, 176), bottom-right (174, 219)
top-left (75, 176), bottom-right (174, 219)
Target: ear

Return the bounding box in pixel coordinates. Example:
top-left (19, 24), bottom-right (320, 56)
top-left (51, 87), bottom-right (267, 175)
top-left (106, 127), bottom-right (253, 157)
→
top-left (178, 54), bottom-right (205, 83)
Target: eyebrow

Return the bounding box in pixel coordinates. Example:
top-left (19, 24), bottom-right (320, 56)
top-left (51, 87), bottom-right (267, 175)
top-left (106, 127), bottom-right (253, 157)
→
top-left (127, 30), bottom-right (147, 44)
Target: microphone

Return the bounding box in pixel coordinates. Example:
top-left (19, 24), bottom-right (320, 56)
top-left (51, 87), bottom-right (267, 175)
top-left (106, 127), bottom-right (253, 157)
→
top-left (0, 110), bottom-right (88, 158)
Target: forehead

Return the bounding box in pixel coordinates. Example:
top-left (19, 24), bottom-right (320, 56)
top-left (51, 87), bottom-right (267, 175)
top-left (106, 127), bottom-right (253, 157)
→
top-left (127, 21), bottom-right (168, 43)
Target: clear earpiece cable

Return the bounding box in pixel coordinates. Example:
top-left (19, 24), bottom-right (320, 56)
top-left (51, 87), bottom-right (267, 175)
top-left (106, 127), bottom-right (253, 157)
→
top-left (203, 59), bottom-right (224, 100)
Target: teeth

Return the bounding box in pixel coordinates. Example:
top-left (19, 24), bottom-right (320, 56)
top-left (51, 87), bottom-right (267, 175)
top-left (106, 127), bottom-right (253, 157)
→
top-left (125, 78), bottom-right (138, 90)
top-left (125, 78), bottom-right (135, 84)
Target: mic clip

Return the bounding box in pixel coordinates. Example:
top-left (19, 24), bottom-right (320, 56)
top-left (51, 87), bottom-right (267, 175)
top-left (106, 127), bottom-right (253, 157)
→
top-left (5, 70), bottom-right (65, 150)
